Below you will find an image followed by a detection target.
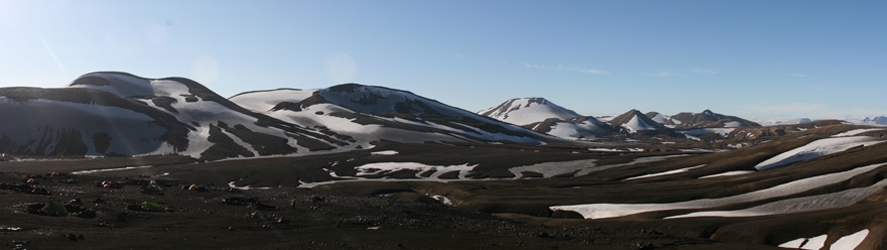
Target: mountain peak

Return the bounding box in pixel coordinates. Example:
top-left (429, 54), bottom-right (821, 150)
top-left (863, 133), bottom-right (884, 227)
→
top-left (478, 97), bottom-right (580, 126)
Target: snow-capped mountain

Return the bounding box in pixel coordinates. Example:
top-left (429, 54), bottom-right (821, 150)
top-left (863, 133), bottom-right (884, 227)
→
top-left (523, 116), bottom-right (614, 140)
top-left (862, 116), bottom-right (887, 125)
top-left (477, 98), bottom-right (580, 126)
top-left (609, 109), bottom-right (668, 133)
top-left (230, 84), bottom-right (556, 146)
top-left (665, 110), bottom-right (760, 129)
top-left (0, 72), bottom-right (353, 160)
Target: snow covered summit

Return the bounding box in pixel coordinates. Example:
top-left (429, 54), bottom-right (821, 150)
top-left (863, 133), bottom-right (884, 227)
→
top-left (609, 109), bottom-right (668, 133)
top-left (478, 97), bottom-right (581, 126)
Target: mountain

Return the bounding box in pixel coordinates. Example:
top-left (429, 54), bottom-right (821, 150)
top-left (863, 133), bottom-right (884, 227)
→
top-left (644, 112), bottom-right (672, 127)
top-left (665, 110), bottom-right (760, 129)
top-left (477, 98), bottom-right (580, 126)
top-left (608, 109), bottom-right (668, 133)
top-left (523, 116), bottom-right (614, 140)
top-left (230, 84), bottom-right (556, 146)
top-left (0, 72), bottom-right (356, 160)
top-left (862, 116), bottom-right (887, 125)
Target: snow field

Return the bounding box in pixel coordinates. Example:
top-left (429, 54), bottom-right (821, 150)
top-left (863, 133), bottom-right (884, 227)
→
top-left (832, 129), bottom-right (886, 137)
top-left (755, 136), bottom-right (885, 170)
top-left (550, 163), bottom-right (886, 219)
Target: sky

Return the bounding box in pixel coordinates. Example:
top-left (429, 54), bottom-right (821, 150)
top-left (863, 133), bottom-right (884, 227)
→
top-left (1, 0), bottom-right (885, 120)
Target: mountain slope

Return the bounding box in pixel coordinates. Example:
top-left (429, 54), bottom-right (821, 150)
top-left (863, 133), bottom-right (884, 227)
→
top-left (478, 98), bottom-right (580, 126)
top-left (230, 84), bottom-right (557, 146)
top-left (0, 72), bottom-right (351, 160)
top-left (524, 116), bottom-right (615, 140)
top-left (667, 110), bottom-right (760, 129)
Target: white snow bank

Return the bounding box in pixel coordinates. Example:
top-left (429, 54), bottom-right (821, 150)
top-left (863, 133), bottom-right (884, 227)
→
top-left (668, 178), bottom-right (887, 219)
top-left (550, 163), bottom-right (885, 219)
top-left (802, 235), bottom-right (828, 250)
top-left (298, 162), bottom-right (478, 188)
top-left (678, 128), bottom-right (735, 137)
top-left (355, 162), bottom-right (476, 179)
top-left (588, 148), bottom-right (624, 152)
top-left (370, 150), bottom-right (399, 156)
top-left (832, 128), bottom-right (885, 137)
top-left (755, 136), bottom-right (884, 170)
top-left (779, 238), bottom-right (806, 248)
top-left (70, 165), bottom-right (152, 175)
top-left (724, 121), bottom-right (742, 127)
top-left (830, 229), bottom-right (869, 250)
top-left (623, 165), bottom-right (705, 181)
top-left (229, 88), bottom-right (317, 112)
top-left (698, 170), bottom-right (755, 179)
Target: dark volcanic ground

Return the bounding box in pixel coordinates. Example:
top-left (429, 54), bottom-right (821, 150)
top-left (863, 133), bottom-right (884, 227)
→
top-left (0, 171), bottom-right (775, 250)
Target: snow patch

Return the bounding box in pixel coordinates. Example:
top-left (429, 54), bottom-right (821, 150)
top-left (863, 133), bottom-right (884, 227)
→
top-left (370, 150), bottom-right (399, 156)
top-left (830, 229), bottom-right (869, 250)
top-left (623, 165), bottom-right (705, 181)
top-left (832, 128), bottom-right (885, 137)
top-left (551, 163), bottom-right (886, 219)
top-left (698, 170), bottom-right (754, 179)
top-left (755, 136), bottom-right (884, 170)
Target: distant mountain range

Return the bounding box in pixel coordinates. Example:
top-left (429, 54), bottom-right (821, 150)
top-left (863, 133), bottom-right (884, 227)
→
top-left (0, 72), bottom-right (884, 159)
top-left (477, 98), bottom-right (764, 140)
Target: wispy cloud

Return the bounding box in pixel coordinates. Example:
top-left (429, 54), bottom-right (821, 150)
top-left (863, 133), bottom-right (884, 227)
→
top-left (523, 62), bottom-right (545, 69)
top-left (693, 68), bottom-right (715, 74)
top-left (652, 71), bottom-right (676, 77)
top-left (578, 68), bottom-right (607, 74)
top-left (790, 73), bottom-right (807, 77)
top-left (748, 102), bottom-right (826, 113)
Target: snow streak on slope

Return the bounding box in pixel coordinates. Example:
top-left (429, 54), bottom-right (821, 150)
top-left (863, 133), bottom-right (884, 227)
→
top-left (228, 88), bottom-right (316, 112)
top-left (667, 178), bottom-right (887, 218)
top-left (478, 98), bottom-right (580, 126)
top-left (531, 116), bottom-right (612, 140)
top-left (622, 165), bottom-right (705, 181)
top-left (754, 136), bottom-right (885, 170)
top-left (550, 163), bottom-right (886, 219)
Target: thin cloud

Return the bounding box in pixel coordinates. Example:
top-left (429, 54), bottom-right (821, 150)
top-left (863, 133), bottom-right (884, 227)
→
top-left (790, 73), bottom-right (807, 77)
top-left (652, 71), bottom-right (675, 77)
top-left (693, 68), bottom-right (715, 74)
top-left (578, 68), bottom-right (607, 74)
top-left (523, 62), bottom-right (545, 69)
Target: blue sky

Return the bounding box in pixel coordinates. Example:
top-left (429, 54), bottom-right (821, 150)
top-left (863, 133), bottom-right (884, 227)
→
top-left (1, 0), bottom-right (885, 120)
